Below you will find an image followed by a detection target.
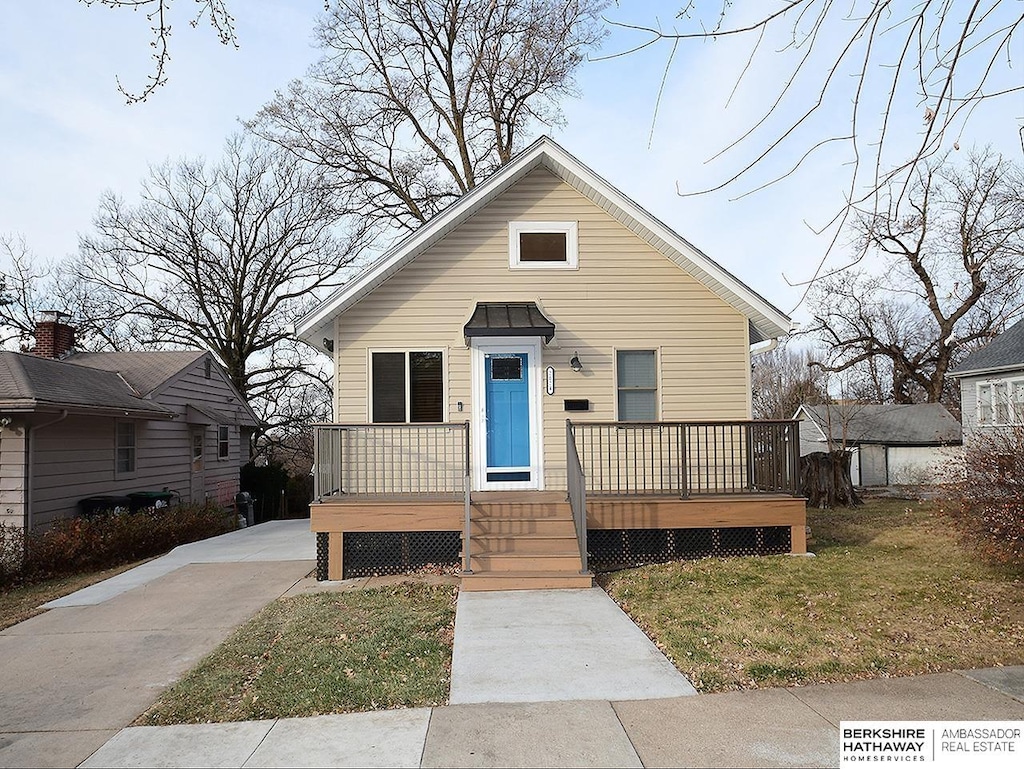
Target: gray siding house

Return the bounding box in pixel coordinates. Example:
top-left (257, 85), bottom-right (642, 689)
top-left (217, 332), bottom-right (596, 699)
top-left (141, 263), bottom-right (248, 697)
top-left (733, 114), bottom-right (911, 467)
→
top-left (0, 315), bottom-right (259, 531)
top-left (950, 319), bottom-right (1024, 438)
top-left (794, 403), bottom-right (962, 486)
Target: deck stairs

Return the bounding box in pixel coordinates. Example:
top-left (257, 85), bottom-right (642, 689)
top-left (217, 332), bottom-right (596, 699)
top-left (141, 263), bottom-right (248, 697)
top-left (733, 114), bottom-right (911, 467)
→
top-left (460, 491), bottom-right (593, 591)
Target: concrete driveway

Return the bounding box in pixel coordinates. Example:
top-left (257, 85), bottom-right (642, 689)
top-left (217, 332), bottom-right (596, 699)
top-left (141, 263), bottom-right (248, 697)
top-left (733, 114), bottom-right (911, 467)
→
top-left (0, 520), bottom-right (314, 768)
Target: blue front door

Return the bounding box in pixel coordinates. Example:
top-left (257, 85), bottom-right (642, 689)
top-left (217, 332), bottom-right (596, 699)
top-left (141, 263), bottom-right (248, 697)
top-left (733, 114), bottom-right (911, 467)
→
top-left (485, 353), bottom-right (530, 482)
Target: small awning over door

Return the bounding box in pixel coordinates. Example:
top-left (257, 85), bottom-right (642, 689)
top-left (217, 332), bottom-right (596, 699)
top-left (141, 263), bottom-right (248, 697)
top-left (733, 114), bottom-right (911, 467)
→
top-left (463, 302), bottom-right (555, 342)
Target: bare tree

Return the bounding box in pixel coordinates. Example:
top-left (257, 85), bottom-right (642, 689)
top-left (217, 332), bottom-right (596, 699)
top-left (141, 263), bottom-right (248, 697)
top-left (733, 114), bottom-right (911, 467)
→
top-left (609, 2), bottom-right (1024, 212)
top-left (77, 135), bottom-right (366, 431)
top-left (808, 149), bottom-right (1024, 408)
top-left (250, 0), bottom-right (608, 233)
top-left (750, 342), bottom-right (825, 419)
top-left (0, 234), bottom-right (141, 352)
top-left (80, 0), bottom-right (238, 103)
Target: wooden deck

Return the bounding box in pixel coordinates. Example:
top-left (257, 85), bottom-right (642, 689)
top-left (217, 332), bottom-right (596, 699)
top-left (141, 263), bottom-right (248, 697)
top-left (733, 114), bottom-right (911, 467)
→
top-left (310, 490), bottom-right (807, 585)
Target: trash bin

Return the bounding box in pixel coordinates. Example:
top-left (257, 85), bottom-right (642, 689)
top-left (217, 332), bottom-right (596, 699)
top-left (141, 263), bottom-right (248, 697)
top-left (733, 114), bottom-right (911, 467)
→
top-left (127, 491), bottom-right (177, 513)
top-left (78, 496), bottom-right (132, 517)
top-left (235, 491), bottom-right (254, 528)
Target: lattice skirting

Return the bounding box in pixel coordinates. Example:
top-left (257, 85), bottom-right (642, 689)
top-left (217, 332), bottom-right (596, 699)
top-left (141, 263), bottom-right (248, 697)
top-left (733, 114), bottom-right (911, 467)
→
top-left (316, 532), bottom-right (330, 581)
top-left (342, 531), bottom-right (461, 579)
top-left (588, 526), bottom-right (791, 571)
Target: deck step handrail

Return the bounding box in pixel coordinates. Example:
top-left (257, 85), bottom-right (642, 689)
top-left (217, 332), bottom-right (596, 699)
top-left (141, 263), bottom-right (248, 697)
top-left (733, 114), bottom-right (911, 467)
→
top-left (312, 422), bottom-right (471, 502)
top-left (565, 420), bottom-right (589, 573)
top-left (568, 419), bottom-right (801, 498)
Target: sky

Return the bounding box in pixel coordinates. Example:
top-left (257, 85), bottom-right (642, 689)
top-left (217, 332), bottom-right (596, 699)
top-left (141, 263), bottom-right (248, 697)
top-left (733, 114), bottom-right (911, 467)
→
top-left (2, 1), bottom-right (1022, 329)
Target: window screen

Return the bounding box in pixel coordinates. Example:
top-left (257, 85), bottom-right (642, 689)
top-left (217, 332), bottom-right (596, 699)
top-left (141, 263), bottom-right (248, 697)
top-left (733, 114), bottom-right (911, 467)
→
top-left (519, 232), bottom-right (567, 262)
top-left (372, 351), bottom-right (444, 423)
top-left (617, 350), bottom-right (657, 421)
top-left (372, 352), bottom-right (407, 423)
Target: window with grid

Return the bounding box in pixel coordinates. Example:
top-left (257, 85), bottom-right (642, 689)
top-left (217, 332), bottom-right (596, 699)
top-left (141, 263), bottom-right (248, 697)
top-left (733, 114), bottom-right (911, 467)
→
top-left (371, 351), bottom-right (444, 423)
top-left (979, 378), bottom-right (1024, 426)
top-left (616, 350), bottom-right (657, 421)
top-left (116, 421), bottom-right (136, 474)
top-left (218, 425), bottom-right (230, 459)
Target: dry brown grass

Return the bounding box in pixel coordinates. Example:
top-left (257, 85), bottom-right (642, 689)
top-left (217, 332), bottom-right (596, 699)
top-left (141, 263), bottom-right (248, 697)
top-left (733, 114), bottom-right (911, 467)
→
top-left (600, 498), bottom-right (1024, 692)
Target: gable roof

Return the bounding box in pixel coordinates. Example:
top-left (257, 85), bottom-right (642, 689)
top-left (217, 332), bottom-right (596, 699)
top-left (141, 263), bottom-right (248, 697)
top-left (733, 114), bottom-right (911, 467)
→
top-left (68, 351), bottom-right (208, 396)
top-left (950, 319), bottom-right (1024, 377)
top-left (0, 351), bottom-right (173, 417)
top-left (795, 403), bottom-right (962, 446)
top-left (295, 136), bottom-right (792, 348)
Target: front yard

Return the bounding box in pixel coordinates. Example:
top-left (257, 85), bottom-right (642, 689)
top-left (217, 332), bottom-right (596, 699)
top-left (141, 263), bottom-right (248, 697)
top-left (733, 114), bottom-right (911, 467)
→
top-left (600, 497), bottom-right (1024, 692)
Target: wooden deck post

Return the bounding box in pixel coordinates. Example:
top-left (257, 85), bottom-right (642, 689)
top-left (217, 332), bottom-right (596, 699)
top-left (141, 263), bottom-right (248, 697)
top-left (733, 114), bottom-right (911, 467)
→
top-left (790, 524), bottom-right (807, 554)
top-left (328, 532), bottom-right (344, 580)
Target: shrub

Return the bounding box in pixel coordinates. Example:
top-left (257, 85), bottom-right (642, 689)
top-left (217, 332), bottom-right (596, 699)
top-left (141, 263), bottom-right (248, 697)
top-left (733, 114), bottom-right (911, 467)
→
top-left (1, 502), bottom-right (237, 588)
top-left (940, 426), bottom-right (1024, 567)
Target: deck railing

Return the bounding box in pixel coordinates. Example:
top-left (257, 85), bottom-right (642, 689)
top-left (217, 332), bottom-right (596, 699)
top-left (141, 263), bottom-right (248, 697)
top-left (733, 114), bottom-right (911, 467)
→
top-left (565, 420), bottom-right (589, 573)
top-left (568, 419), bottom-right (801, 497)
top-left (313, 423), bottom-right (471, 501)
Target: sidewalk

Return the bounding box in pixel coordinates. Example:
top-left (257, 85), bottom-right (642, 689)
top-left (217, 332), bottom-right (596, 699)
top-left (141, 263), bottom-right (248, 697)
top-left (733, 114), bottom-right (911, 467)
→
top-left (78, 668), bottom-right (1024, 768)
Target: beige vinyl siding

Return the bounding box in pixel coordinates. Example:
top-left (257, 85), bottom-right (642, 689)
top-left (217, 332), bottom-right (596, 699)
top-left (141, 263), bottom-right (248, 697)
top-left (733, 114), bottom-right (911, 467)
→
top-left (28, 358), bottom-right (251, 529)
top-left (0, 423), bottom-right (27, 529)
top-left (334, 168), bottom-right (751, 488)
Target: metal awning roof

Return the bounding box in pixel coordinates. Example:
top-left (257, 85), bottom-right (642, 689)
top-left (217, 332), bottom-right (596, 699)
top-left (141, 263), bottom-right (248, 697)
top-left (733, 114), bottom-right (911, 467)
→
top-left (463, 302), bottom-right (556, 342)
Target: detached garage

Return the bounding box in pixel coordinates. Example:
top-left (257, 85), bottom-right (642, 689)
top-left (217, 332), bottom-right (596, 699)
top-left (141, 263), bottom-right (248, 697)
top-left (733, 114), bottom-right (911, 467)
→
top-left (795, 403), bottom-right (962, 487)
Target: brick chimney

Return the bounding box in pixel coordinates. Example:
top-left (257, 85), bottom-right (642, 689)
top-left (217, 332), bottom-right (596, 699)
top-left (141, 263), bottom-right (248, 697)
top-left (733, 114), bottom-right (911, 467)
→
top-left (34, 311), bottom-right (75, 359)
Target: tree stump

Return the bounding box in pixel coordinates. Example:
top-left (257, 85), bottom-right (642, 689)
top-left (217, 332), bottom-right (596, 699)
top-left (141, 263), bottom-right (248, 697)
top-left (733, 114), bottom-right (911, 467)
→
top-left (799, 451), bottom-right (863, 508)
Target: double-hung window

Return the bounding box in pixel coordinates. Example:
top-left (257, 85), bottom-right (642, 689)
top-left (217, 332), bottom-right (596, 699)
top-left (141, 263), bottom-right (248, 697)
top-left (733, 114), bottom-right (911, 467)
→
top-left (116, 420), bottom-right (136, 474)
top-left (978, 378), bottom-right (1024, 426)
top-left (371, 351), bottom-right (444, 423)
top-left (616, 350), bottom-right (658, 421)
top-left (218, 425), bottom-right (230, 459)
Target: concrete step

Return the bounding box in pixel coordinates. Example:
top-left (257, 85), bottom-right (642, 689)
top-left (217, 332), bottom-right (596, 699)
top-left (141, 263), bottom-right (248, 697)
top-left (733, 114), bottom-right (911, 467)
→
top-left (470, 517), bottom-right (577, 536)
top-left (469, 533), bottom-right (579, 554)
top-left (469, 551), bottom-right (582, 572)
top-left (460, 570), bottom-right (594, 591)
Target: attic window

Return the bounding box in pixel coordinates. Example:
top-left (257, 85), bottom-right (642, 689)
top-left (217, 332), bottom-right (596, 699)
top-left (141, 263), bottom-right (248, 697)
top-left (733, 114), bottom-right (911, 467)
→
top-left (509, 221), bottom-right (578, 269)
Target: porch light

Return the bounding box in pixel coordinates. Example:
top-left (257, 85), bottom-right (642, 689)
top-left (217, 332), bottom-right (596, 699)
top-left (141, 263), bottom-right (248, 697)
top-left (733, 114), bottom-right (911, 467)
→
top-left (569, 352), bottom-right (583, 372)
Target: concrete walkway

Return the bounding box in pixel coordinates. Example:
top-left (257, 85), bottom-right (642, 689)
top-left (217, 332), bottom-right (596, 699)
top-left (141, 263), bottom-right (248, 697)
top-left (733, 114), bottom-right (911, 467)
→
top-left (76, 669), bottom-right (1024, 768)
top-left (449, 588), bottom-right (696, 704)
top-left (3, 521), bottom-right (1023, 768)
top-left (0, 521), bottom-right (315, 768)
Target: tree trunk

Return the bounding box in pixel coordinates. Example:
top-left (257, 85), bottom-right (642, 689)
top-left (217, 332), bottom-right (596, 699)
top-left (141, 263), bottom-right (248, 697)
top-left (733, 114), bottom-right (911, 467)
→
top-left (799, 451), bottom-right (863, 509)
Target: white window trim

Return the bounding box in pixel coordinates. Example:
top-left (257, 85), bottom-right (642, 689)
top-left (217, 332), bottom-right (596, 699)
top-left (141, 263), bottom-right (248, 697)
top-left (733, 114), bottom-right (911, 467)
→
top-left (977, 376), bottom-right (1024, 427)
top-left (366, 348), bottom-right (448, 423)
top-left (508, 221), bottom-right (579, 270)
top-left (613, 347), bottom-right (661, 422)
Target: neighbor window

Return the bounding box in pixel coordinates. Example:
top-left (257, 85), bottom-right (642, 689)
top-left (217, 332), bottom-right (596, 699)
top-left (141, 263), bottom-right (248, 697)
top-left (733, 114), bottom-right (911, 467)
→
top-left (978, 378), bottom-right (1024, 426)
top-left (116, 421), bottom-right (136, 474)
top-left (218, 425), bottom-right (230, 459)
top-left (616, 350), bottom-right (658, 421)
top-left (509, 221), bottom-right (578, 269)
top-left (371, 351), bottom-right (444, 423)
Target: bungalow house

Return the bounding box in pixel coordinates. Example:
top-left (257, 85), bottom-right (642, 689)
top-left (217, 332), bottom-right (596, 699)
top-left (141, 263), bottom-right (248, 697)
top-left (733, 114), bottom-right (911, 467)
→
top-left (298, 136), bottom-right (807, 589)
top-left (0, 313), bottom-right (259, 531)
top-left (794, 403), bottom-right (962, 486)
top-left (949, 319), bottom-right (1024, 437)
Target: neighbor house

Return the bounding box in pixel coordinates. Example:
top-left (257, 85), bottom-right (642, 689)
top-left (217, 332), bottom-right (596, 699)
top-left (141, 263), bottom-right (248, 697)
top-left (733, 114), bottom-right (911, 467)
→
top-left (298, 137), bottom-right (807, 589)
top-left (794, 403), bottom-right (961, 486)
top-left (949, 319), bottom-right (1024, 438)
top-left (0, 313), bottom-right (259, 531)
